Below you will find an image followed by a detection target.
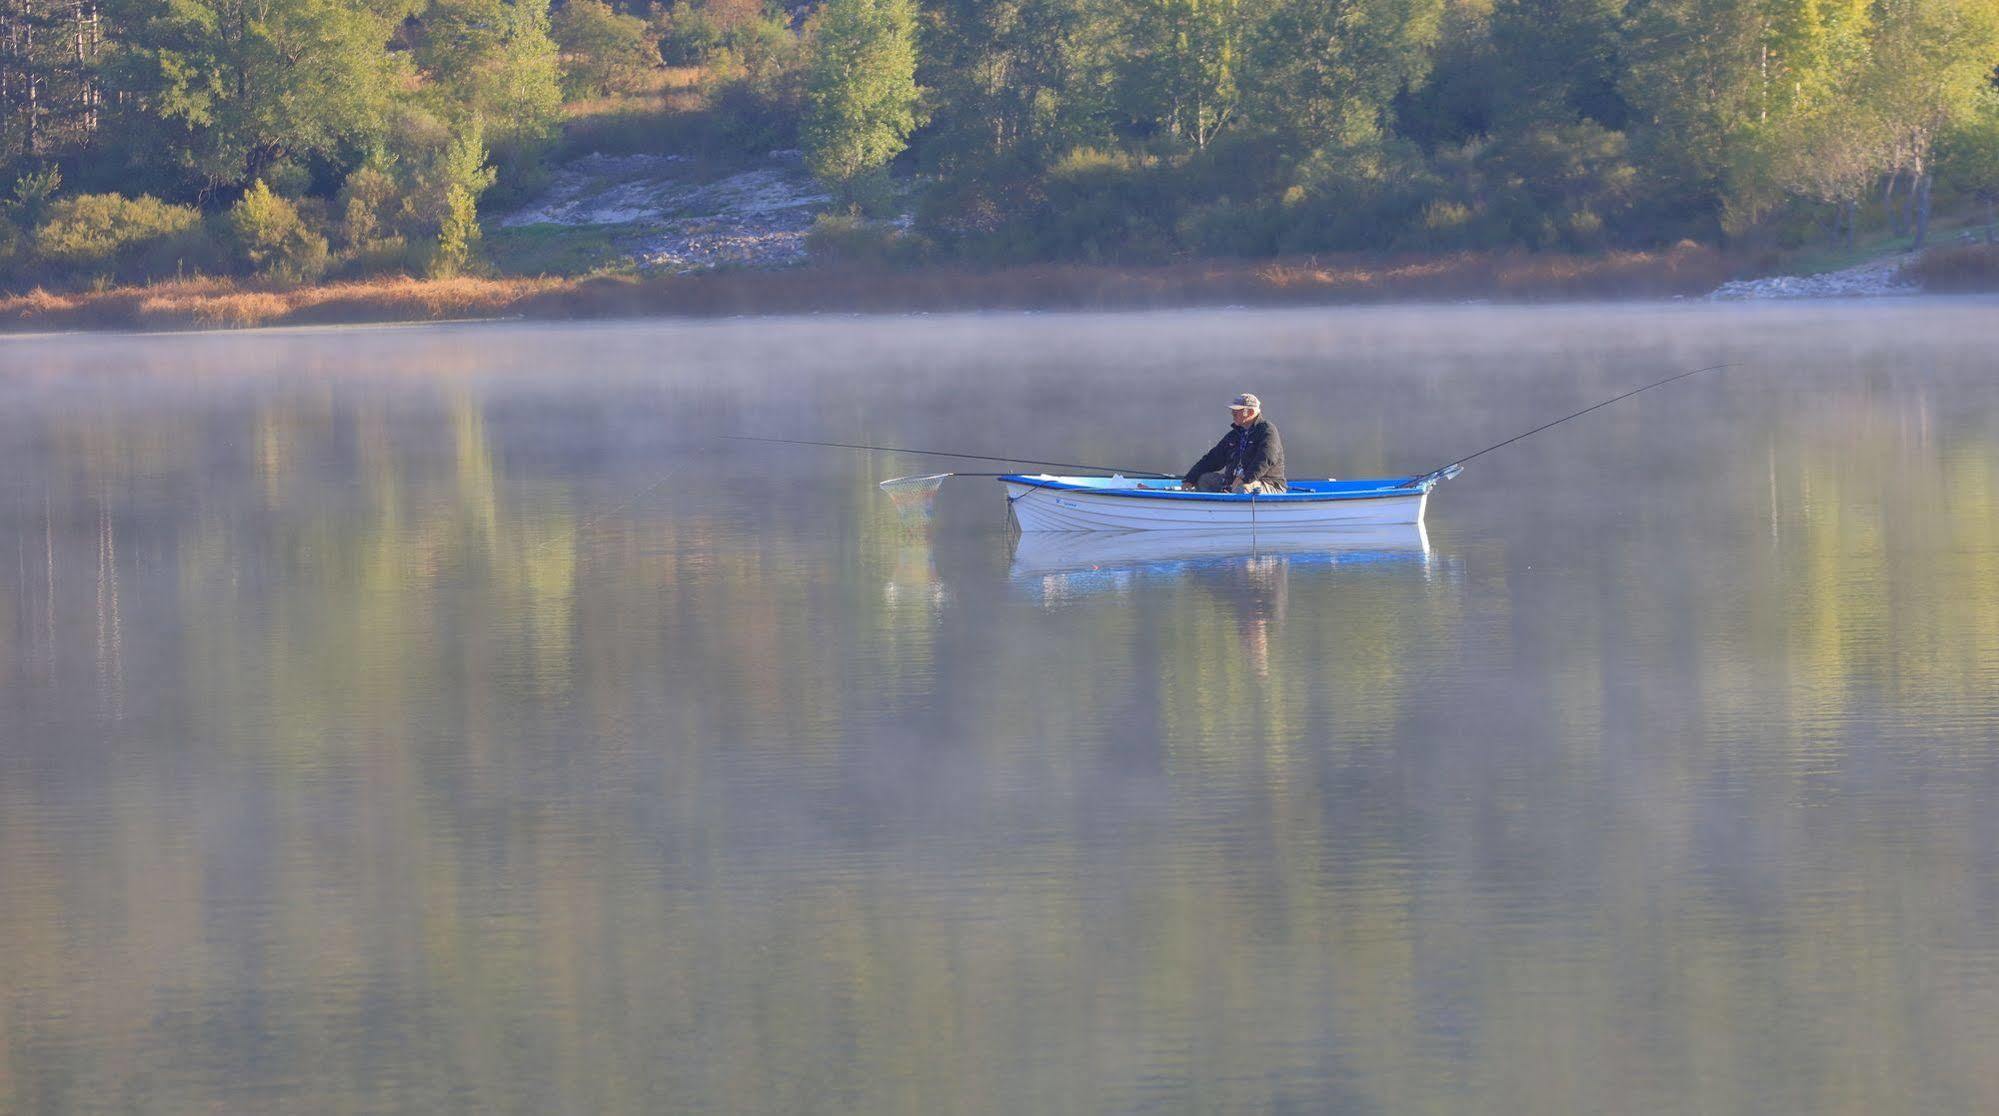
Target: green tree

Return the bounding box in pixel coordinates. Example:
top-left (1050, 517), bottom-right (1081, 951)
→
top-left (126, 0), bottom-right (405, 190)
top-left (0, 0), bottom-right (107, 169)
top-left (915, 0), bottom-right (1108, 171)
top-left (1483, 0), bottom-right (1630, 128)
top-left (1113, 0), bottom-right (1250, 151)
top-left (1619, 0), bottom-right (1872, 238)
top-left (1241, 0), bottom-right (1446, 147)
top-left (5, 165), bottom-right (62, 228)
top-left (1729, 0), bottom-right (1877, 238)
top-left (415, 0), bottom-right (564, 153)
top-left (1857, 0), bottom-right (1999, 247)
top-left (1939, 88), bottom-right (1999, 242)
top-left (424, 114), bottom-right (495, 276)
top-left (1619, 0), bottom-right (1764, 232)
top-left (802, 0), bottom-right (923, 193)
top-left (552, 0), bottom-right (658, 100)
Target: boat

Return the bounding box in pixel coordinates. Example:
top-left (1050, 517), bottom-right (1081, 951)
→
top-left (996, 470), bottom-right (1457, 532)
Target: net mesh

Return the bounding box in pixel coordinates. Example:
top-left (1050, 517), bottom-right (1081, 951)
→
top-left (878, 473), bottom-right (952, 521)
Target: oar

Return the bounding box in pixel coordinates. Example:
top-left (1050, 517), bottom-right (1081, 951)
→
top-left (1397, 362), bottom-right (1736, 487)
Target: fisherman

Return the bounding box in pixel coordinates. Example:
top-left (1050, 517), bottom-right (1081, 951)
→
top-left (1184, 393), bottom-right (1286, 493)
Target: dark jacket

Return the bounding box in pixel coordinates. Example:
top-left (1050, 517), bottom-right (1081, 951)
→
top-left (1185, 419), bottom-right (1285, 489)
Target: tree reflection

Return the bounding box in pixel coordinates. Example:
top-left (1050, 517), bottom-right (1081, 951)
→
top-left (0, 320), bottom-right (1997, 1113)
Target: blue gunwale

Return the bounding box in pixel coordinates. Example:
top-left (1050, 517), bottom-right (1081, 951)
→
top-left (995, 474), bottom-right (1434, 502)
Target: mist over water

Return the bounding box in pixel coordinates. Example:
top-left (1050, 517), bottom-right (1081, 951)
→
top-left (3, 301), bottom-right (1998, 1113)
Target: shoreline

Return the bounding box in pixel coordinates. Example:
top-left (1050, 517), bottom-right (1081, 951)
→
top-left (0, 248), bottom-right (1738, 334)
top-left (3, 242), bottom-right (1992, 335)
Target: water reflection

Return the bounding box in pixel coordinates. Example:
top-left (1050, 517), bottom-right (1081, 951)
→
top-left (1, 303), bottom-right (1998, 1112)
top-left (1013, 526), bottom-right (1440, 676)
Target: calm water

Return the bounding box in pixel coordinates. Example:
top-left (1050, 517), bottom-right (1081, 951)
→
top-left (3, 302), bottom-right (1998, 1114)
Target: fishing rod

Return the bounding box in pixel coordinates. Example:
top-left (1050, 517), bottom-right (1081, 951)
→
top-left (1397, 362), bottom-right (1736, 488)
top-left (723, 434), bottom-right (1176, 478)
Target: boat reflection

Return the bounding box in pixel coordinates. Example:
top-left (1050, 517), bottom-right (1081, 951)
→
top-left (1012, 526), bottom-right (1437, 677)
top-left (1011, 524), bottom-right (1430, 583)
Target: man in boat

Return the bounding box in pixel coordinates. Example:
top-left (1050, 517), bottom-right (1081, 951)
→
top-left (1184, 393), bottom-right (1287, 493)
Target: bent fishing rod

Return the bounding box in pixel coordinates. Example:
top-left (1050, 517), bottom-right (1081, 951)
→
top-left (722, 434), bottom-right (1176, 479)
top-left (1397, 362), bottom-right (1736, 488)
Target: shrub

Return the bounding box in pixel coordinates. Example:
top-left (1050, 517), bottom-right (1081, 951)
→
top-left (259, 157), bottom-right (315, 199)
top-left (338, 159), bottom-right (400, 249)
top-left (1416, 200), bottom-right (1475, 250)
top-left (7, 166), bottom-right (62, 228)
top-left (555, 0), bottom-right (659, 99)
top-left (33, 192), bottom-right (212, 282)
top-left (1023, 148), bottom-right (1181, 263)
top-left (1276, 138), bottom-right (1442, 253)
top-left (708, 75), bottom-right (803, 153)
top-left (1176, 200), bottom-right (1281, 258)
top-left (432, 185), bottom-right (481, 277)
top-left (0, 215), bottom-right (22, 283)
top-left (328, 235), bottom-right (425, 279)
top-left (425, 118), bottom-right (498, 277)
top-left (657, 6), bottom-right (722, 66)
top-left (806, 212), bottom-right (928, 264)
top-left (226, 181), bottom-right (330, 282)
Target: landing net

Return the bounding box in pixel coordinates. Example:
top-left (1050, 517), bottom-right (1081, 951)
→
top-left (878, 473), bottom-right (952, 522)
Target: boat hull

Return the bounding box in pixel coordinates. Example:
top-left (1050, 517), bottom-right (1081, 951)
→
top-left (1000, 475), bottom-right (1434, 532)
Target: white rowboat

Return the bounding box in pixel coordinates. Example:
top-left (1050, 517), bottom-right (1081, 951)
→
top-left (998, 473), bottom-right (1453, 532)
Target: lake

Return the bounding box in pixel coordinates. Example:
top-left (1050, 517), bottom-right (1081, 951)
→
top-left (3, 301), bottom-right (1997, 1113)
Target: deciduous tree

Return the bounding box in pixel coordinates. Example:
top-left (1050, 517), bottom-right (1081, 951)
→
top-left (803, 0), bottom-right (922, 193)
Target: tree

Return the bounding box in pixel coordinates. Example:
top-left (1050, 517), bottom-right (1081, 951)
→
top-left (552, 0), bottom-right (657, 100)
top-left (1112, 0), bottom-right (1249, 151)
top-left (1619, 0), bottom-right (1765, 225)
top-left (1620, 0), bottom-right (1874, 239)
top-left (1726, 0), bottom-right (1877, 240)
top-left (802, 0), bottom-right (922, 194)
top-left (1240, 0), bottom-right (1446, 147)
top-left (1767, 98), bottom-right (1890, 246)
top-left (1857, 0), bottom-right (1999, 247)
top-left (0, 0), bottom-right (106, 169)
top-left (1483, 0), bottom-right (1630, 128)
top-left (915, 0), bottom-right (1108, 171)
top-left (415, 0), bottom-right (564, 155)
top-left (423, 112), bottom-right (494, 275)
top-left (125, 0), bottom-right (405, 191)
top-left (1938, 87), bottom-right (1999, 243)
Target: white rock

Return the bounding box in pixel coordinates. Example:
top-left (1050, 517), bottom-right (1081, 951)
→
top-left (1709, 253), bottom-right (1921, 300)
top-left (494, 149), bottom-right (839, 273)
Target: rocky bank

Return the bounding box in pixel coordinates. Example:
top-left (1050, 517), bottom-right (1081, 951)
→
top-left (497, 150), bottom-right (831, 273)
top-left (1708, 253), bottom-right (1920, 300)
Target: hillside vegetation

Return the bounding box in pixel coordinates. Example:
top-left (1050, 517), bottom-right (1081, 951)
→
top-left (0, 0), bottom-right (1996, 296)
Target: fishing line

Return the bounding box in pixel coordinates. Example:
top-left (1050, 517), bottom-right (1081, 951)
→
top-left (723, 434), bottom-right (1175, 479)
top-left (1398, 362), bottom-right (1736, 487)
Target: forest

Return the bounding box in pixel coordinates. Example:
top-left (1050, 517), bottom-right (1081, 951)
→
top-left (1, 0), bottom-right (1996, 291)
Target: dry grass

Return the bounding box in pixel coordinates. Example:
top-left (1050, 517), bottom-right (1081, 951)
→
top-left (563, 67), bottom-right (706, 119)
top-left (1, 275), bottom-right (565, 331)
top-left (0, 247), bottom-right (1736, 334)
